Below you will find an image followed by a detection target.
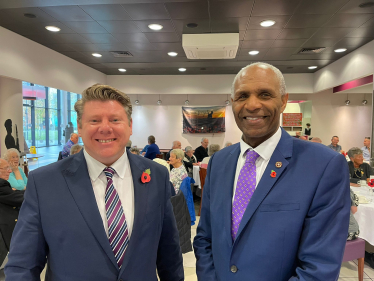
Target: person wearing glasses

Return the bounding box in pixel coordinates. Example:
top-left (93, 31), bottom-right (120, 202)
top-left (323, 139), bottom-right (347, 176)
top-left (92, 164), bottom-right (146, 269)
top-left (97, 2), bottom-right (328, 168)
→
top-left (0, 158), bottom-right (25, 266)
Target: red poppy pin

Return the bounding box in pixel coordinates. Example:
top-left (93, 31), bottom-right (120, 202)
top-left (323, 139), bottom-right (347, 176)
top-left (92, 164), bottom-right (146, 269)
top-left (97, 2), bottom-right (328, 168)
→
top-left (368, 179), bottom-right (374, 188)
top-left (270, 170), bottom-right (276, 178)
top-left (141, 168), bottom-right (151, 183)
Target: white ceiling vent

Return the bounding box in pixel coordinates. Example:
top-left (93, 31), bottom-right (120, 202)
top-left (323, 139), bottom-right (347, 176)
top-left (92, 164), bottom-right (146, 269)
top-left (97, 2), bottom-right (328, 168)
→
top-left (182, 33), bottom-right (239, 59)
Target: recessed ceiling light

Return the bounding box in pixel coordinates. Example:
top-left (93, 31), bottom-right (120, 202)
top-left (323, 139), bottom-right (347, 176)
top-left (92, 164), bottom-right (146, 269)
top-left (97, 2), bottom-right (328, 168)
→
top-left (260, 20), bottom-right (276, 27)
top-left (24, 13), bottom-right (36, 18)
top-left (92, 53), bottom-right (102, 57)
top-left (248, 50), bottom-right (259, 55)
top-left (168, 52), bottom-right (178, 57)
top-left (179, 68), bottom-right (186, 72)
top-left (118, 68), bottom-right (126, 72)
top-left (334, 48), bottom-right (347, 53)
top-left (308, 66), bottom-right (318, 69)
top-left (45, 26), bottom-right (61, 32)
top-left (148, 24), bottom-right (163, 31)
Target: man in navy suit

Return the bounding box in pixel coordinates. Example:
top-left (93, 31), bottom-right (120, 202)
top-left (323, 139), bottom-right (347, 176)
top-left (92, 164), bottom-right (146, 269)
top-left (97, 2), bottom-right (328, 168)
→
top-left (193, 62), bottom-right (350, 280)
top-left (5, 84), bottom-right (183, 280)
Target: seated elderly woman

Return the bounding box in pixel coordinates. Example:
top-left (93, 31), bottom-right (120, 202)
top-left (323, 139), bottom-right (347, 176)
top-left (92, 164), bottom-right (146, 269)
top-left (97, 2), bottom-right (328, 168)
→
top-left (347, 147), bottom-right (373, 184)
top-left (169, 149), bottom-right (188, 194)
top-left (70, 144), bottom-right (83, 155)
top-left (3, 148), bottom-right (27, 190)
top-left (129, 147), bottom-right (140, 155)
top-left (202, 144), bottom-right (220, 164)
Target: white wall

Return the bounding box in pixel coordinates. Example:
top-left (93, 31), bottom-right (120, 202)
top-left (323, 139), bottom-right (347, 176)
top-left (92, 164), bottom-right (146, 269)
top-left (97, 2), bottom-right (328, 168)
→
top-left (0, 76), bottom-right (24, 156)
top-left (0, 26), bottom-right (106, 94)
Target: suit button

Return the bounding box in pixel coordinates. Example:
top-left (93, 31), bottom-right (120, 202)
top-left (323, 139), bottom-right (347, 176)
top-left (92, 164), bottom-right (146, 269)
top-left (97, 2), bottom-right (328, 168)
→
top-left (15, 219), bottom-right (17, 222)
top-left (230, 265), bottom-right (238, 273)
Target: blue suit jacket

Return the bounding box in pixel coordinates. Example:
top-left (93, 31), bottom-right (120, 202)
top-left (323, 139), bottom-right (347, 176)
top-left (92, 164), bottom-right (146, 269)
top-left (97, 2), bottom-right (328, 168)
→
top-left (194, 129), bottom-right (351, 281)
top-left (5, 150), bottom-right (183, 281)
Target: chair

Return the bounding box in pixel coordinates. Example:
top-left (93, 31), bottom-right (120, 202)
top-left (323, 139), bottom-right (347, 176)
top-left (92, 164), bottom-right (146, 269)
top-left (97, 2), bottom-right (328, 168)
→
top-left (342, 238), bottom-right (365, 281)
top-left (198, 167), bottom-right (207, 216)
top-left (155, 154), bottom-right (163, 159)
top-left (179, 177), bottom-right (196, 226)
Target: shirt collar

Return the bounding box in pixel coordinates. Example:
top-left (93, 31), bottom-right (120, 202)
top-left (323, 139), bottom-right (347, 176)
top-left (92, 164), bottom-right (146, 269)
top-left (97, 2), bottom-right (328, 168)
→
top-left (239, 127), bottom-right (282, 161)
top-left (83, 149), bottom-right (128, 181)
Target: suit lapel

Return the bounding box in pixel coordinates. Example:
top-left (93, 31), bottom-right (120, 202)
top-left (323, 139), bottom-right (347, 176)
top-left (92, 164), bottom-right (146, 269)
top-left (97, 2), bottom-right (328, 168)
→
top-left (234, 129), bottom-right (293, 243)
top-left (119, 151), bottom-right (148, 276)
top-left (222, 144), bottom-right (241, 247)
top-left (63, 152), bottom-right (118, 269)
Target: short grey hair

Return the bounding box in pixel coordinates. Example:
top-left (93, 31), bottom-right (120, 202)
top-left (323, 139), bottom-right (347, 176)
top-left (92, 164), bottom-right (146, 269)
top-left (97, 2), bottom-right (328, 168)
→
top-left (70, 133), bottom-right (77, 138)
top-left (3, 148), bottom-right (20, 161)
top-left (208, 144), bottom-right (220, 156)
top-left (70, 144), bottom-right (83, 155)
top-left (347, 147), bottom-right (363, 159)
top-left (172, 140), bottom-right (181, 148)
top-left (311, 137), bottom-right (322, 143)
top-left (185, 146), bottom-right (193, 153)
top-left (129, 147), bottom-right (140, 155)
top-left (201, 137), bottom-right (208, 143)
top-left (231, 62), bottom-right (287, 98)
top-left (171, 149), bottom-right (184, 160)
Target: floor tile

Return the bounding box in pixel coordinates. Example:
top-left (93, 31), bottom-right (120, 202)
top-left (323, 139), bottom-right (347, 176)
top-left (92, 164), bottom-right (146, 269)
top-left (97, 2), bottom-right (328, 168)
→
top-left (363, 261), bottom-right (374, 278)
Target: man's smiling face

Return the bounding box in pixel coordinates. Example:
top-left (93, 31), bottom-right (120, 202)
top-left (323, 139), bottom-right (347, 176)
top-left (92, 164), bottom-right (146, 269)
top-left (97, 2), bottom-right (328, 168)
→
top-left (78, 100), bottom-right (132, 166)
top-left (231, 64), bottom-right (288, 148)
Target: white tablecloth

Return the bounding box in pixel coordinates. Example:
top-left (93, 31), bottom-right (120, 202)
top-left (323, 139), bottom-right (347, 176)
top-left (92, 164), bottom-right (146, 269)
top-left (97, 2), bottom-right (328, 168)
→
top-left (351, 186), bottom-right (374, 245)
top-left (193, 166), bottom-right (201, 189)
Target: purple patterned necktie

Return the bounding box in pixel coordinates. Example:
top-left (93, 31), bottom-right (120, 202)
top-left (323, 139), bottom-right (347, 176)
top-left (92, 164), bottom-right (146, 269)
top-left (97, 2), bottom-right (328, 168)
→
top-left (104, 167), bottom-right (129, 269)
top-left (231, 150), bottom-right (259, 240)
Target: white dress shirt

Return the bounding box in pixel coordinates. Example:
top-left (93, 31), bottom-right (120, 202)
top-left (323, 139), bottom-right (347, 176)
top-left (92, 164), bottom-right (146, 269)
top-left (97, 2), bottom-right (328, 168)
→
top-left (233, 127), bottom-right (282, 200)
top-left (83, 149), bottom-right (134, 238)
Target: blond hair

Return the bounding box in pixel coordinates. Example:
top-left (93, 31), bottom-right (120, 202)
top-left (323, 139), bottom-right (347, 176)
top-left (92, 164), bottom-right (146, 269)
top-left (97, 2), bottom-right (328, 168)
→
top-left (74, 84), bottom-right (132, 127)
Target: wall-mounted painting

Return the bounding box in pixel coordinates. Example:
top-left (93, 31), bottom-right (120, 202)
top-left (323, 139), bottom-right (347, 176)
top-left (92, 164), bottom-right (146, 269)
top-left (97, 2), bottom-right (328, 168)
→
top-left (182, 106), bottom-right (226, 134)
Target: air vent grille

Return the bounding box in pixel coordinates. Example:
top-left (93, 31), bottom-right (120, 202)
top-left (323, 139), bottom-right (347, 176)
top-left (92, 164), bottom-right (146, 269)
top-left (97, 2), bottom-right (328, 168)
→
top-left (110, 51), bottom-right (133, 58)
top-left (299, 47), bottom-right (326, 54)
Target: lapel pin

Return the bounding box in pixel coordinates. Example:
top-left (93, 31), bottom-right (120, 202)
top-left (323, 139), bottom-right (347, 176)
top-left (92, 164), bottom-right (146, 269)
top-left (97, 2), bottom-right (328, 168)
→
top-left (275, 162), bottom-right (282, 168)
top-left (270, 170), bottom-right (276, 178)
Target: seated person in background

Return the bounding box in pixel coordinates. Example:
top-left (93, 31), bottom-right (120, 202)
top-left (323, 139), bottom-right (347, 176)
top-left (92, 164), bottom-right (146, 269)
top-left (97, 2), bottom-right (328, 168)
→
top-left (348, 188), bottom-right (359, 241)
top-left (183, 146), bottom-right (198, 176)
top-left (201, 144), bottom-right (220, 164)
top-left (224, 141), bottom-right (233, 147)
top-left (129, 147), bottom-right (140, 155)
top-left (169, 149), bottom-right (188, 194)
top-left (70, 144), bottom-right (83, 155)
top-left (61, 133), bottom-right (79, 159)
top-left (0, 158), bottom-right (25, 266)
top-left (140, 144), bottom-right (149, 156)
top-left (3, 148), bottom-right (27, 190)
top-left (362, 137), bottom-right (371, 161)
top-left (328, 135), bottom-right (344, 154)
top-left (311, 137), bottom-right (322, 143)
top-left (144, 135), bottom-right (160, 160)
top-left (347, 147), bottom-right (372, 184)
top-left (194, 138), bottom-right (209, 162)
top-left (166, 141), bottom-right (181, 161)
top-left (294, 131), bottom-right (301, 138)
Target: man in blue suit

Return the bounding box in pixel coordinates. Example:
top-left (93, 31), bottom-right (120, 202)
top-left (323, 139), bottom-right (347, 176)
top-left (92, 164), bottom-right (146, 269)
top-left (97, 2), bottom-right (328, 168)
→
top-left (5, 84), bottom-right (183, 280)
top-left (194, 62), bottom-right (350, 280)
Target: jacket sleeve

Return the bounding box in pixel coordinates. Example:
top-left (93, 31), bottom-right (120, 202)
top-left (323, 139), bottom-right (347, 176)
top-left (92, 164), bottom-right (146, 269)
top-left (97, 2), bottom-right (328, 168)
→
top-left (289, 153), bottom-right (351, 281)
top-left (5, 172), bottom-right (48, 280)
top-left (0, 185), bottom-right (24, 207)
top-left (156, 169), bottom-right (184, 281)
top-left (193, 154), bottom-right (218, 281)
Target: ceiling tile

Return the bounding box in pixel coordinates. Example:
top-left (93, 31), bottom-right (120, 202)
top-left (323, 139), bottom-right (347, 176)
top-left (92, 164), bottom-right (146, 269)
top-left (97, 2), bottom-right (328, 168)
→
top-left (209, 0), bottom-right (255, 18)
top-left (252, 0), bottom-right (301, 16)
top-left (94, 43), bottom-right (131, 52)
top-left (247, 15), bottom-right (291, 29)
top-left (334, 37), bottom-right (373, 48)
top-left (0, 10), bottom-right (17, 24)
top-left (345, 26), bottom-right (374, 37)
top-left (63, 21), bottom-right (108, 34)
top-left (41, 6), bottom-right (93, 21)
top-left (295, 0), bottom-right (350, 14)
top-left (133, 19), bottom-right (175, 32)
top-left (339, 0), bottom-right (374, 13)
top-left (244, 29), bottom-right (282, 40)
top-left (285, 14), bottom-right (332, 28)
top-left (55, 34), bottom-right (92, 44)
top-left (67, 44), bottom-right (102, 52)
top-left (264, 47), bottom-right (299, 59)
top-left (112, 33), bottom-right (150, 43)
top-left (143, 32), bottom-right (180, 43)
top-left (152, 42), bottom-right (184, 53)
top-left (211, 18), bottom-right (249, 33)
top-left (165, 2), bottom-right (209, 19)
top-left (240, 40), bottom-right (275, 48)
top-left (325, 13), bottom-right (374, 27)
top-left (44, 44), bottom-right (77, 52)
top-left (123, 42), bottom-right (158, 51)
top-left (80, 4), bottom-right (130, 21)
top-left (361, 16), bottom-right (374, 27)
top-left (60, 51), bottom-right (88, 59)
top-left (0, 7), bottom-right (57, 23)
top-left (97, 21), bottom-right (141, 33)
top-left (277, 28), bottom-right (319, 39)
top-left (26, 33), bottom-right (65, 44)
top-left (313, 27), bottom-right (355, 38)
top-left (301, 37), bottom-right (341, 47)
top-left (272, 39), bottom-right (307, 47)
top-left (122, 3), bottom-right (170, 20)
top-left (81, 33), bottom-right (119, 44)
top-left (173, 19), bottom-right (211, 34)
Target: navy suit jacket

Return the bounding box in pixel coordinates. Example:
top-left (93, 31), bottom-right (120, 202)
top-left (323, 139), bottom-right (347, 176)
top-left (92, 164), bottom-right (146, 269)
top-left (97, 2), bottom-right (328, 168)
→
top-left (194, 129), bottom-right (351, 281)
top-left (5, 150), bottom-right (183, 281)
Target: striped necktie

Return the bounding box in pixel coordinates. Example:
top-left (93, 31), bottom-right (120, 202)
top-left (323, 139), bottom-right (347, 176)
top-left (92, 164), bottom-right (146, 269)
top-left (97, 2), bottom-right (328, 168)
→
top-left (103, 167), bottom-right (129, 269)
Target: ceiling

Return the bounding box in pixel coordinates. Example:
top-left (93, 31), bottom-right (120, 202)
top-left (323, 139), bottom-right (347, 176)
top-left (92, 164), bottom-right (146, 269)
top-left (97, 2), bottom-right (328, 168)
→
top-left (1, 0), bottom-right (374, 75)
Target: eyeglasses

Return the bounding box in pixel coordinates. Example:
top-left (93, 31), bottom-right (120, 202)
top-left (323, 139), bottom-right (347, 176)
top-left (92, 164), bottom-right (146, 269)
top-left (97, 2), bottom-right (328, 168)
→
top-left (0, 166), bottom-right (11, 171)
